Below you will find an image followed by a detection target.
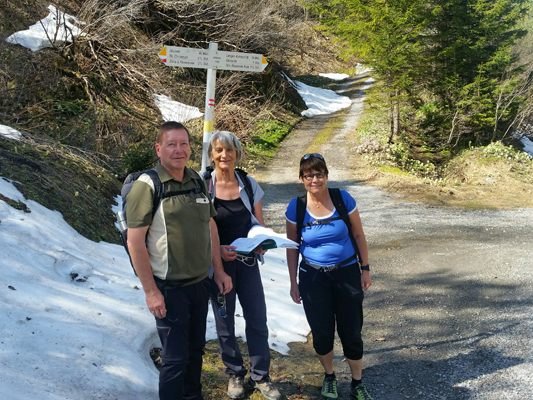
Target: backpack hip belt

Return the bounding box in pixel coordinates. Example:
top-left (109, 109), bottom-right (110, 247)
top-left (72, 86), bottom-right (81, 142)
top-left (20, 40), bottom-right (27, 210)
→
top-left (302, 254), bottom-right (359, 272)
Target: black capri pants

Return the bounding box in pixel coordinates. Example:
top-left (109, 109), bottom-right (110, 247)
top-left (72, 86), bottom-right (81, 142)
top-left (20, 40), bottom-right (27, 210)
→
top-left (298, 262), bottom-right (365, 360)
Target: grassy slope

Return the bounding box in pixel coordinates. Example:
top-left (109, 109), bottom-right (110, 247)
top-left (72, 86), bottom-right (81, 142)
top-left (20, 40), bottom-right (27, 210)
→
top-left (350, 86), bottom-right (533, 209)
top-left (0, 1), bottom-right (339, 242)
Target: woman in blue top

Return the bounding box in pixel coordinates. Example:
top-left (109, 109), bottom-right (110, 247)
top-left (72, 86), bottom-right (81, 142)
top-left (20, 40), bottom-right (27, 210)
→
top-left (206, 131), bottom-right (281, 400)
top-left (285, 153), bottom-right (373, 400)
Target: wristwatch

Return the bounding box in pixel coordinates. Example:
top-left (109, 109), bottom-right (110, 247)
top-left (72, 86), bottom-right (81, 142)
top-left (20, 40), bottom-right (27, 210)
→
top-left (360, 264), bottom-right (370, 271)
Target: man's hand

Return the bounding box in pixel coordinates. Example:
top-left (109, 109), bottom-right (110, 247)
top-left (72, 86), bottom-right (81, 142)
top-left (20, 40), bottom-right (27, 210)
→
top-left (146, 288), bottom-right (166, 319)
top-left (214, 270), bottom-right (233, 295)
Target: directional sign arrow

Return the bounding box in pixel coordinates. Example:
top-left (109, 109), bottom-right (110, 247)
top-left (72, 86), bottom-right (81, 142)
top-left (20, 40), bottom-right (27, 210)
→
top-left (159, 46), bottom-right (268, 72)
top-left (158, 42), bottom-right (268, 173)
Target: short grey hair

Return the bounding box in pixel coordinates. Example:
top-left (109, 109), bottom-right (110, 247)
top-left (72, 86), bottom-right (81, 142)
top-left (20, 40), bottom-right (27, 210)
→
top-left (208, 130), bottom-right (243, 163)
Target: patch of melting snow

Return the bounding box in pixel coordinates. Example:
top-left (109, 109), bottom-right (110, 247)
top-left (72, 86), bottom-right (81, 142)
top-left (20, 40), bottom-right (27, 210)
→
top-left (0, 125), bottom-right (22, 141)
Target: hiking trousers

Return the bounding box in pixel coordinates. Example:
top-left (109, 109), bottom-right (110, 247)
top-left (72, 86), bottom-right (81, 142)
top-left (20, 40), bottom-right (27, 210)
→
top-left (211, 258), bottom-right (270, 381)
top-left (155, 277), bottom-right (209, 400)
top-left (298, 262), bottom-right (365, 360)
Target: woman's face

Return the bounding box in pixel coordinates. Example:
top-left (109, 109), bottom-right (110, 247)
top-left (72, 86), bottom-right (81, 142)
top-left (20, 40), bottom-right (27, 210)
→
top-left (211, 140), bottom-right (236, 171)
top-left (301, 169), bottom-right (328, 193)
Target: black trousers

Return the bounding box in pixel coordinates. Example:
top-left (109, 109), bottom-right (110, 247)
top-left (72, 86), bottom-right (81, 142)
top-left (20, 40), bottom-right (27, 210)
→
top-left (298, 262), bottom-right (365, 360)
top-left (155, 278), bottom-right (209, 400)
top-left (210, 258), bottom-right (270, 381)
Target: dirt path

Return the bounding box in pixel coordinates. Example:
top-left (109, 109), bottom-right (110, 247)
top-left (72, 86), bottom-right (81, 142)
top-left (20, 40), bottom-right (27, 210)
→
top-left (253, 75), bottom-right (533, 399)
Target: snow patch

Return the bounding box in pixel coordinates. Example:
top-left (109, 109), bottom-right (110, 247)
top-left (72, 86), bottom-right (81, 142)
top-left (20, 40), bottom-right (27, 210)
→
top-left (5, 5), bottom-right (83, 52)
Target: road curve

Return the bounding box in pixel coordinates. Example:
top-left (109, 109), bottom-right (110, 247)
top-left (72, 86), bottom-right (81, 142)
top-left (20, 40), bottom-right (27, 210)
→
top-left (253, 74), bottom-right (533, 400)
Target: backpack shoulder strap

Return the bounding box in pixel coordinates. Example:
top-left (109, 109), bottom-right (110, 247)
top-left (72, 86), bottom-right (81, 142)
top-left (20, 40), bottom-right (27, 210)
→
top-left (329, 188), bottom-right (348, 225)
top-left (189, 168), bottom-right (207, 195)
top-left (143, 169), bottom-right (164, 218)
top-left (295, 194), bottom-right (306, 244)
top-left (118, 168), bottom-right (162, 275)
top-left (162, 168), bottom-right (205, 199)
top-left (202, 166), bottom-right (215, 199)
top-left (235, 168), bottom-right (255, 215)
top-left (121, 168), bottom-right (163, 218)
top-left (329, 188), bottom-right (360, 261)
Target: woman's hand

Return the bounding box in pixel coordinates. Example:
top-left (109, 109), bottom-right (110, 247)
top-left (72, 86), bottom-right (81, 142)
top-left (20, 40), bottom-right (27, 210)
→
top-left (254, 246), bottom-right (266, 256)
top-left (361, 271), bottom-right (372, 291)
top-left (220, 245), bottom-right (238, 261)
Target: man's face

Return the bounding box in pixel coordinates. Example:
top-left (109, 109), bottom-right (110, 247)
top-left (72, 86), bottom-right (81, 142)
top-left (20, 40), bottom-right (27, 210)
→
top-left (155, 128), bottom-right (191, 173)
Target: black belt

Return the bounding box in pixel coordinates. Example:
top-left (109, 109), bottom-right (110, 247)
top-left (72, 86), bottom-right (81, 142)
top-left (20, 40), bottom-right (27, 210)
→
top-left (154, 275), bottom-right (206, 287)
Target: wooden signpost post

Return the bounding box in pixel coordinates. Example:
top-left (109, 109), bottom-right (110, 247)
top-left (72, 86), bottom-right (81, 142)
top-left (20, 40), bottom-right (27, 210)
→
top-left (159, 42), bottom-right (268, 172)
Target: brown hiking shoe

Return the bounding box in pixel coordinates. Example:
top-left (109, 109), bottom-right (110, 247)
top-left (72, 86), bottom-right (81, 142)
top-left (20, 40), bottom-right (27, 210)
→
top-left (227, 376), bottom-right (245, 399)
top-left (249, 377), bottom-right (282, 400)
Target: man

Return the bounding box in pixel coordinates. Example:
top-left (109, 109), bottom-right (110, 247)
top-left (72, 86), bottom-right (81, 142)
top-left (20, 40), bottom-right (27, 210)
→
top-left (126, 121), bottom-right (232, 400)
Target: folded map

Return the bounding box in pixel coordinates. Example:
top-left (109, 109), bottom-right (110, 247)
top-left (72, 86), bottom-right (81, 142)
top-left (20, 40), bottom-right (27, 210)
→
top-left (230, 225), bottom-right (299, 255)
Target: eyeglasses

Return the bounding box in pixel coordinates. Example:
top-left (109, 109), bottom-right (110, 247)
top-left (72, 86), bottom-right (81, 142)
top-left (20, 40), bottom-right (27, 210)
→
top-left (302, 173), bottom-right (326, 182)
top-left (301, 153), bottom-right (325, 162)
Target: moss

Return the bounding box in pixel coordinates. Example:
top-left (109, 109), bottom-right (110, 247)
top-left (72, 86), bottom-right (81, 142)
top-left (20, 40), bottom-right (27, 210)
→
top-left (246, 119), bottom-right (293, 160)
top-left (379, 165), bottom-right (410, 176)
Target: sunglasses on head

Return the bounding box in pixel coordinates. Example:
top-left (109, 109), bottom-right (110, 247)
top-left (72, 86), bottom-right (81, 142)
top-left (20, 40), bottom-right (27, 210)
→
top-left (301, 153), bottom-right (325, 162)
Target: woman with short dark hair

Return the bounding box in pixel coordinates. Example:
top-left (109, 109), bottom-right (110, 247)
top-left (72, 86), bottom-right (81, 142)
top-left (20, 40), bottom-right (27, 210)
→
top-left (285, 153), bottom-right (373, 400)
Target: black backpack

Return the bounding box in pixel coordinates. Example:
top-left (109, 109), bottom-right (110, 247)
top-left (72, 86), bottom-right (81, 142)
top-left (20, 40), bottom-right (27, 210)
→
top-left (202, 166), bottom-right (255, 215)
top-left (295, 188), bottom-right (361, 263)
top-left (116, 168), bottom-right (204, 270)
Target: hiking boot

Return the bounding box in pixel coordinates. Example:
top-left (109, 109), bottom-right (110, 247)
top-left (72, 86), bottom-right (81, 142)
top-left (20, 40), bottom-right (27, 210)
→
top-left (227, 376), bottom-right (245, 399)
top-left (321, 375), bottom-right (338, 399)
top-left (350, 383), bottom-right (373, 400)
top-left (249, 377), bottom-right (282, 400)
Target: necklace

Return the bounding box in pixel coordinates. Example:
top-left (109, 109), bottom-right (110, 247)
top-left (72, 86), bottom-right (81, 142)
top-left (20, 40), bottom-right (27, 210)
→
top-left (309, 201), bottom-right (322, 208)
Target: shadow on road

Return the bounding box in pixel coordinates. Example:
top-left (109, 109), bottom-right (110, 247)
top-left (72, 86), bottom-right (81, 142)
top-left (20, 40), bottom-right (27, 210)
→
top-left (364, 347), bottom-right (522, 399)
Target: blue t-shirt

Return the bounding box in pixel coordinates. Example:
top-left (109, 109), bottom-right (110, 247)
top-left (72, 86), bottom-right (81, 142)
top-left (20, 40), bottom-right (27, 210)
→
top-left (285, 190), bottom-right (357, 266)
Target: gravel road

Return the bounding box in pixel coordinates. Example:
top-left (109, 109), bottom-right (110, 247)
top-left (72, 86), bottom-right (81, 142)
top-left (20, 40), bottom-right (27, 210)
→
top-left (253, 75), bottom-right (533, 399)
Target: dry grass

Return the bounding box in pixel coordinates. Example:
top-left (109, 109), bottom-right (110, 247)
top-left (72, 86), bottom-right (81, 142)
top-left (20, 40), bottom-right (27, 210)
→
top-left (201, 337), bottom-right (329, 400)
top-left (350, 152), bottom-right (533, 209)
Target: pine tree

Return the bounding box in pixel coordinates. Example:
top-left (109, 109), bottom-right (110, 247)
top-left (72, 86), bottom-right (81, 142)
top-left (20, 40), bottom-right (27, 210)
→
top-left (306, 0), bottom-right (428, 142)
top-left (305, 0), bottom-right (530, 154)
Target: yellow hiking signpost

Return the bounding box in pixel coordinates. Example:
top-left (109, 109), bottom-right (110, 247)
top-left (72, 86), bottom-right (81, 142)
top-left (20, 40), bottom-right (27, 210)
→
top-left (159, 42), bottom-right (268, 172)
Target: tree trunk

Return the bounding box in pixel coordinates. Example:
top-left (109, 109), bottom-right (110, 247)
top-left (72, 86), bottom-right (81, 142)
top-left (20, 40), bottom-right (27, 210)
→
top-left (388, 93), bottom-right (395, 143)
top-left (448, 109), bottom-right (459, 144)
top-left (394, 90), bottom-right (400, 136)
